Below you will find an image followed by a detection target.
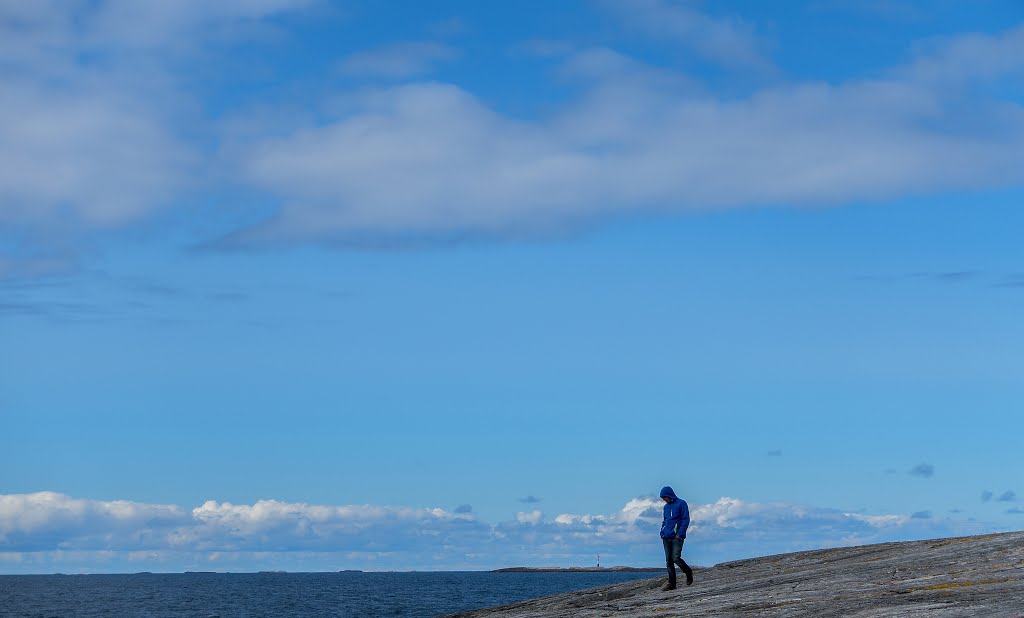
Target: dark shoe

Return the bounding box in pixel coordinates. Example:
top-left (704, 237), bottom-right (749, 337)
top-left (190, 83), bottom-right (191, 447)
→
top-left (661, 582), bottom-right (676, 591)
top-left (685, 567), bottom-right (694, 586)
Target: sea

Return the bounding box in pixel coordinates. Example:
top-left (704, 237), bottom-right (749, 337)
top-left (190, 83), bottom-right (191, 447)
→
top-left (0, 571), bottom-right (659, 617)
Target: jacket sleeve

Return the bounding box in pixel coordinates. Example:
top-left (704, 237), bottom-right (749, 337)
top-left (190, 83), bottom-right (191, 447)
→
top-left (678, 501), bottom-right (690, 537)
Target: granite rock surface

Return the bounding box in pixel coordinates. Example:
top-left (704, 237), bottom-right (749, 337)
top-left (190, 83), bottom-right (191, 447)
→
top-left (446, 531), bottom-right (1024, 617)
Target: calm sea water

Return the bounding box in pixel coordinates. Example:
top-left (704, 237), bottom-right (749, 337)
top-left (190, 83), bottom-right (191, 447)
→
top-left (0, 571), bottom-right (659, 618)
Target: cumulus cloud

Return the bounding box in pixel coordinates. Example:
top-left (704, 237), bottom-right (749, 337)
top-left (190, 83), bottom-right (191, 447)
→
top-left (0, 491), bottom-right (995, 573)
top-left (0, 492), bottom-right (189, 551)
top-left (178, 499), bottom-right (481, 552)
top-left (997, 491), bottom-right (1016, 502)
top-left (0, 81), bottom-right (196, 226)
top-left (903, 24), bottom-right (1024, 86)
top-left (226, 24), bottom-right (1024, 248)
top-left (0, 492), bottom-right (485, 562)
top-left (687, 498), bottom-right (945, 558)
top-left (3, 4), bottom-right (1024, 253)
top-left (514, 510), bottom-right (543, 525)
top-left (540, 496), bottom-right (985, 565)
top-left (0, 0), bottom-right (309, 230)
top-left (909, 463), bottom-right (935, 478)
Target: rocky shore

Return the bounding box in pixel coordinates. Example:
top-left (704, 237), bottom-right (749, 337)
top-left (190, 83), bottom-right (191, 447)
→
top-left (446, 531), bottom-right (1024, 617)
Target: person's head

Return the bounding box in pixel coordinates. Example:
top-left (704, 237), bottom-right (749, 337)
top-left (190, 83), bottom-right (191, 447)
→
top-left (659, 486), bottom-right (678, 502)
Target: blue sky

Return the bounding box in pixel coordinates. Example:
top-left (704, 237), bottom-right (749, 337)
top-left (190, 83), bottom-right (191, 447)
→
top-left (1, 0), bottom-right (1023, 573)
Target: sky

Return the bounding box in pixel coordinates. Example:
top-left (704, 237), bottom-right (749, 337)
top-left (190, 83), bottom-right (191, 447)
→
top-left (1, 0), bottom-right (1023, 573)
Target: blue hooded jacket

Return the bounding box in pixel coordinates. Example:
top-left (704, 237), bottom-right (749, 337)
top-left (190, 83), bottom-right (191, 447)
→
top-left (660, 486), bottom-right (689, 540)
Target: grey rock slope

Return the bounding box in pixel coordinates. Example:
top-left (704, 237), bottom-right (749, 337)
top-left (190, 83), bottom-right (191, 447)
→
top-left (446, 531), bottom-right (1024, 617)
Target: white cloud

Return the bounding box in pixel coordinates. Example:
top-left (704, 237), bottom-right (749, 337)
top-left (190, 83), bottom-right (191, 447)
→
top-left (598, 0), bottom-right (772, 71)
top-left (177, 499), bottom-right (481, 551)
top-left (0, 491), bottom-right (998, 573)
top-left (844, 512), bottom-right (909, 527)
top-left (232, 82), bottom-right (596, 244)
top-left (515, 510), bottom-right (543, 525)
top-left (0, 0), bottom-right (311, 230)
top-left (339, 42), bottom-right (459, 79)
top-left (0, 0), bottom-right (316, 56)
top-left (0, 80), bottom-right (196, 225)
top-left (2, 4), bottom-right (1023, 252)
top-left (0, 492), bottom-right (189, 550)
top-left (904, 24), bottom-right (1024, 86)
top-left (89, 0), bottom-right (315, 44)
top-left (228, 25), bottom-right (1024, 247)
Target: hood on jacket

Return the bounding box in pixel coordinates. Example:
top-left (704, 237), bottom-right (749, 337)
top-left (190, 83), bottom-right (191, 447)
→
top-left (660, 486), bottom-right (678, 500)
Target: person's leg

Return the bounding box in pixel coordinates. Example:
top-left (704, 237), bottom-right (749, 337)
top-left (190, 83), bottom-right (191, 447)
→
top-left (662, 538), bottom-right (677, 589)
top-left (672, 539), bottom-right (694, 585)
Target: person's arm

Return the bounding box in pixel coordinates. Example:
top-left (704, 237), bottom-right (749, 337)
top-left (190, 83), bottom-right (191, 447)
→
top-left (678, 501), bottom-right (690, 538)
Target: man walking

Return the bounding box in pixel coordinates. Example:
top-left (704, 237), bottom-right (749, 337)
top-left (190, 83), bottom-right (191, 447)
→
top-left (660, 486), bottom-right (694, 590)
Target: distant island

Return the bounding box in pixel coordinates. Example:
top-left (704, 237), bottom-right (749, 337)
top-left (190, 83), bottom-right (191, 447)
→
top-left (492, 566), bottom-right (663, 573)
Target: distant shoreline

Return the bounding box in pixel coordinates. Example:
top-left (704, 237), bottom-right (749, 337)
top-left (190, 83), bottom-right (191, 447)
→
top-left (491, 567), bottom-right (663, 573)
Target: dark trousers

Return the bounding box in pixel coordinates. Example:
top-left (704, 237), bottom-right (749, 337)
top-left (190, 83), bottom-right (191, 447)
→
top-left (662, 537), bottom-right (692, 586)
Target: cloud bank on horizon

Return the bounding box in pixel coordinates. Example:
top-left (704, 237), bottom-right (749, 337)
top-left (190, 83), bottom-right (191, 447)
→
top-left (0, 491), bottom-right (997, 573)
top-left (0, 1), bottom-right (1022, 257)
